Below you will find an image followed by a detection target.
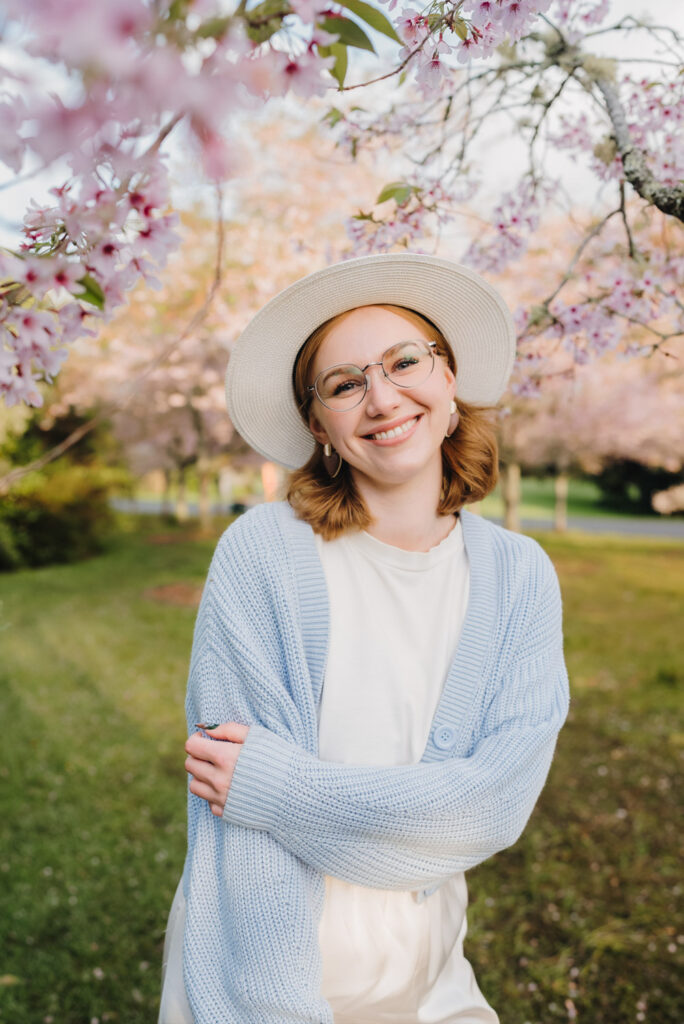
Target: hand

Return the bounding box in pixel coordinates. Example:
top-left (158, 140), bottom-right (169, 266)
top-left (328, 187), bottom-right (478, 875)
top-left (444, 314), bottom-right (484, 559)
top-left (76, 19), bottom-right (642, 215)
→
top-left (184, 722), bottom-right (250, 817)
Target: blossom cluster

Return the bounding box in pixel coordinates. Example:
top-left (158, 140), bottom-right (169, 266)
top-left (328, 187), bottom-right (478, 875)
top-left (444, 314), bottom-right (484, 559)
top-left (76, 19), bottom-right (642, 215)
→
top-left (383, 0), bottom-right (555, 96)
top-left (549, 72), bottom-right (683, 186)
top-left (552, 0), bottom-right (612, 44)
top-left (511, 228), bottom-right (684, 398)
top-left (622, 75), bottom-right (684, 188)
top-left (464, 178), bottom-right (550, 275)
top-left (344, 178), bottom-right (462, 254)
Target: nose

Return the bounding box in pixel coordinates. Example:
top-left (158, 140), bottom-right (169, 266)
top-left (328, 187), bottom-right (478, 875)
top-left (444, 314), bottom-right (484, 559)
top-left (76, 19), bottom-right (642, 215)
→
top-left (363, 364), bottom-right (401, 416)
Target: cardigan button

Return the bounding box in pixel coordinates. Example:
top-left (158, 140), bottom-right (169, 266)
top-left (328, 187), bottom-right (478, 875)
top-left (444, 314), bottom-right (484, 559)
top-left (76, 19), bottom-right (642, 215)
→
top-left (433, 724), bottom-right (456, 750)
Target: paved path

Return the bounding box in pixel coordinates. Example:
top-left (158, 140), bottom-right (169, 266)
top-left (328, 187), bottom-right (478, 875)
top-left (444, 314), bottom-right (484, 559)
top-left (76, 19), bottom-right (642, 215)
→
top-left (112, 499), bottom-right (684, 540)
top-left (489, 515), bottom-right (684, 540)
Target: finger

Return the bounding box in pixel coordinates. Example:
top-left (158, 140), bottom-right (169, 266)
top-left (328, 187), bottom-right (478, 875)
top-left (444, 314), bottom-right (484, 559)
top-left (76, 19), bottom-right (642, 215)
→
top-left (195, 721), bottom-right (250, 743)
top-left (188, 776), bottom-right (224, 806)
top-left (185, 754), bottom-right (223, 786)
top-left (186, 735), bottom-right (245, 768)
top-left (185, 734), bottom-right (230, 761)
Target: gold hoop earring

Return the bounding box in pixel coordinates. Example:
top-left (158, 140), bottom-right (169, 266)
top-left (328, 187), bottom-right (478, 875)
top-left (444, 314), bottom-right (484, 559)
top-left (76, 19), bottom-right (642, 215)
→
top-left (322, 443), bottom-right (342, 478)
top-left (445, 398), bottom-right (459, 438)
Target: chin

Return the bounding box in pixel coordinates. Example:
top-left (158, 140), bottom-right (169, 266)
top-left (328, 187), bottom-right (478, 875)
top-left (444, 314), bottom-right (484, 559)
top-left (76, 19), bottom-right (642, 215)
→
top-left (356, 455), bottom-right (440, 488)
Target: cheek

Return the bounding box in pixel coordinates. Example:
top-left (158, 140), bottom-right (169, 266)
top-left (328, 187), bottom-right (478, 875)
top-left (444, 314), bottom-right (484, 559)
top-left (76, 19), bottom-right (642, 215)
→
top-left (309, 408), bottom-right (348, 446)
top-left (308, 409), bottom-right (329, 440)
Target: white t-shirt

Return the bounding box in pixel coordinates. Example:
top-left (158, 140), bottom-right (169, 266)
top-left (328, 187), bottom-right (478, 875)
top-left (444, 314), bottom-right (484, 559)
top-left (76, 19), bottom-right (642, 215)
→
top-left (314, 515), bottom-right (498, 1024)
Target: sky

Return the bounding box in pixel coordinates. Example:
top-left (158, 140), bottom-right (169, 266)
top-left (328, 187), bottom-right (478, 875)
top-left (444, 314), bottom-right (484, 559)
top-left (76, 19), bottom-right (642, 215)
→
top-left (0, 0), bottom-right (681, 249)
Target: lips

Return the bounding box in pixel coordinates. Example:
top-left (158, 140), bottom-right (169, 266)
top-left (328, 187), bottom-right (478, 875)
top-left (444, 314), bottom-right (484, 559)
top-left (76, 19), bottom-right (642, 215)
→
top-left (364, 415), bottom-right (421, 441)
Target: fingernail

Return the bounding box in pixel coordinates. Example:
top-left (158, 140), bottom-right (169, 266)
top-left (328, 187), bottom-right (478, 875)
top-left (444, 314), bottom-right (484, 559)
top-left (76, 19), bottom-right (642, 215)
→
top-left (195, 723), bottom-right (219, 730)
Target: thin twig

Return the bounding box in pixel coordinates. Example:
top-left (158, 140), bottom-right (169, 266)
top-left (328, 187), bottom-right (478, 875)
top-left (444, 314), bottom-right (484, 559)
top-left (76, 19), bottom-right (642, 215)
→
top-left (340, 38), bottom-right (426, 91)
top-left (527, 70), bottom-right (574, 176)
top-left (584, 17), bottom-right (683, 43)
top-left (0, 165), bottom-right (51, 193)
top-left (604, 310), bottom-right (683, 343)
top-left (609, 57), bottom-right (682, 67)
top-left (540, 205), bottom-right (623, 309)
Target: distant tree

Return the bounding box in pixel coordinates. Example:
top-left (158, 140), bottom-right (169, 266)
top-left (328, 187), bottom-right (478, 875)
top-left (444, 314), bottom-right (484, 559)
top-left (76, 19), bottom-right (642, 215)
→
top-left (499, 353), bottom-right (684, 526)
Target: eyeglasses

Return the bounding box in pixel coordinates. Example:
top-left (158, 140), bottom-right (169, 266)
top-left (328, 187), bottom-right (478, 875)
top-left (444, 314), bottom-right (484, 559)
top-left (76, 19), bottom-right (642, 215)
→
top-left (306, 340), bottom-right (437, 411)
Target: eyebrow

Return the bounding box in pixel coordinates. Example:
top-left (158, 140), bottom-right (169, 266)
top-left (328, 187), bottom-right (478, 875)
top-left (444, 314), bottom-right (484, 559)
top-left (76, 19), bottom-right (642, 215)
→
top-left (317, 363), bottom-right (361, 382)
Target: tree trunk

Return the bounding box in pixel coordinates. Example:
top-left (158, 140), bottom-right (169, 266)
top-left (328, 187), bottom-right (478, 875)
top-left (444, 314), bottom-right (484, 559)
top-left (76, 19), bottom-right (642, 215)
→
top-left (161, 468), bottom-right (173, 516)
top-left (218, 466), bottom-right (235, 513)
top-left (554, 472), bottom-right (569, 532)
top-left (261, 461), bottom-right (283, 502)
top-left (198, 460), bottom-right (212, 531)
top-left (501, 462), bottom-right (521, 532)
top-left (175, 467), bottom-right (189, 523)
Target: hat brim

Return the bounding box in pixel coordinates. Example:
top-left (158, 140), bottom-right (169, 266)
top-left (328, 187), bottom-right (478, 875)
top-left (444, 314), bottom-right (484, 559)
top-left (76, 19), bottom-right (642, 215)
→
top-left (225, 253), bottom-right (516, 470)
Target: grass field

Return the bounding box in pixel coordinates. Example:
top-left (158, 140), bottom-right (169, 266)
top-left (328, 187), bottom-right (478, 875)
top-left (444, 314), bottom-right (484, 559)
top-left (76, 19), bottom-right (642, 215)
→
top-left (1, 515), bottom-right (682, 1024)
top-left (478, 476), bottom-right (640, 521)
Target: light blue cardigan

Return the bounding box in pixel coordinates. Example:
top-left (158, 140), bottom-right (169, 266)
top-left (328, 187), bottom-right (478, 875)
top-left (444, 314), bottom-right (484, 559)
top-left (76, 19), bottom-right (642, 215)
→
top-left (182, 501), bottom-right (570, 1023)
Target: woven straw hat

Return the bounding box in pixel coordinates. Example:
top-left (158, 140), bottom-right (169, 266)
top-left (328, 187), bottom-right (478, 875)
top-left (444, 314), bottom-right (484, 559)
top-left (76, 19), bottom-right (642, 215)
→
top-left (225, 252), bottom-right (516, 469)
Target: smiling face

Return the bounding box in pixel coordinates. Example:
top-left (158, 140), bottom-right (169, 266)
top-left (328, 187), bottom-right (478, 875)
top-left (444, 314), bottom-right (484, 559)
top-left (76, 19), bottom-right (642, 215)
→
top-left (306, 305), bottom-right (456, 494)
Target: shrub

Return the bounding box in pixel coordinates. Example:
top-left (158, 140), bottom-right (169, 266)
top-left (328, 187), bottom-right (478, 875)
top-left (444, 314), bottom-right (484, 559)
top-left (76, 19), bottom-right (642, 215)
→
top-left (0, 465), bottom-right (129, 571)
top-left (591, 460), bottom-right (684, 514)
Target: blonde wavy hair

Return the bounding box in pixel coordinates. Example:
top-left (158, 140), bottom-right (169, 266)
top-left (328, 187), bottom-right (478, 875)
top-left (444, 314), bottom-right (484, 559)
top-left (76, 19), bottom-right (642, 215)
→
top-left (286, 304), bottom-right (499, 539)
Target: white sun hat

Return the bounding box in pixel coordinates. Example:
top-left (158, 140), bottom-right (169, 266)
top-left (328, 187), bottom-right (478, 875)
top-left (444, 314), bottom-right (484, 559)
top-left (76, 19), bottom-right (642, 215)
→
top-left (225, 252), bottom-right (516, 470)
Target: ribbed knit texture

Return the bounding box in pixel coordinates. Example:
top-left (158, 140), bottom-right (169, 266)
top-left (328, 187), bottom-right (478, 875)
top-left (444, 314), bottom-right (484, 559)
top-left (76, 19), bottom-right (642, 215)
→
top-left (182, 502), bottom-right (570, 1023)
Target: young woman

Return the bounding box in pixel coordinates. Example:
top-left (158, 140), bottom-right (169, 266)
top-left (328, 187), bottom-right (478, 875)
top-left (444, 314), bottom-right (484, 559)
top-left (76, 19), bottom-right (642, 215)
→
top-left (158, 253), bottom-right (570, 1024)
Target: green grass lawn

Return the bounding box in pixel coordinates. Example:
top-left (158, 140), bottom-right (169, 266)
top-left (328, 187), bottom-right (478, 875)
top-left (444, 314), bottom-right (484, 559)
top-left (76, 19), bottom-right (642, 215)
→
top-left (1, 517), bottom-right (682, 1023)
top-left (479, 475), bottom-right (660, 521)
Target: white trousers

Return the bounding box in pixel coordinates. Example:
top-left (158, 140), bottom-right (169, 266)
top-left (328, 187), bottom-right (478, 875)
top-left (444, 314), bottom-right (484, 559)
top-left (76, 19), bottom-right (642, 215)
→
top-left (158, 879), bottom-right (193, 1024)
top-left (158, 877), bottom-right (498, 1024)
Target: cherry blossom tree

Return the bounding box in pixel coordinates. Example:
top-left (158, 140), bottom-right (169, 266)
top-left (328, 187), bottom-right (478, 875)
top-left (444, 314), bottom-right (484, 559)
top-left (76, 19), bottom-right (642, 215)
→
top-left (1, 0), bottom-right (681, 423)
top-left (498, 352), bottom-right (684, 529)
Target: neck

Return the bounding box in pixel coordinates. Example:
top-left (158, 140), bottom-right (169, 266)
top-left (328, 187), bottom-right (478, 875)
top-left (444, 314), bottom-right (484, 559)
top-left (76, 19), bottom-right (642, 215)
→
top-left (351, 461), bottom-right (456, 552)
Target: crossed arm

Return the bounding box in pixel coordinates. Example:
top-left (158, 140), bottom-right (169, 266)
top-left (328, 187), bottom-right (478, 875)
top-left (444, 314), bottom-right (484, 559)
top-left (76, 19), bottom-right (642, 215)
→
top-left (185, 568), bottom-right (569, 891)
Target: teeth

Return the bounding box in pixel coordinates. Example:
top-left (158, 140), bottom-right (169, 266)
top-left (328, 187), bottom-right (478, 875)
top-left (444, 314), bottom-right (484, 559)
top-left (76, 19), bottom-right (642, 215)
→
top-left (370, 417), bottom-right (417, 441)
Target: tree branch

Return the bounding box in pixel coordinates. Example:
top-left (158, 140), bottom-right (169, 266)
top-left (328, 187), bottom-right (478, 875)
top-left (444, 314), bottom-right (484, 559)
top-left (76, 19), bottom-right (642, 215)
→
top-left (593, 73), bottom-right (684, 222)
top-left (534, 204), bottom-right (623, 311)
top-left (618, 181), bottom-right (636, 260)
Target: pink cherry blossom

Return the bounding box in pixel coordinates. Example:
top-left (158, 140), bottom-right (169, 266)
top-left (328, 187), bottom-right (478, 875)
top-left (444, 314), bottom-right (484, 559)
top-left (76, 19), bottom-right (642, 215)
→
top-left (552, 0), bottom-right (611, 44)
top-left (289, 0), bottom-right (334, 24)
top-left (270, 48), bottom-right (337, 99)
top-left (0, 99), bottom-right (28, 173)
top-left (415, 39), bottom-right (453, 98)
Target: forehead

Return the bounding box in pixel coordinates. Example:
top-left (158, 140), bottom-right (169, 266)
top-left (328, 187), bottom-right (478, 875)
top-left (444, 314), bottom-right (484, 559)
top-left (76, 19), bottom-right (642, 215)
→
top-left (312, 305), bottom-right (431, 372)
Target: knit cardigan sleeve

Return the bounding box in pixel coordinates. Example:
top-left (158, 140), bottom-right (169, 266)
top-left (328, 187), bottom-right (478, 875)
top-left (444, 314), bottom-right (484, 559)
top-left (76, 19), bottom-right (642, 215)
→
top-left (221, 545), bottom-right (570, 891)
top-left (182, 513), bottom-right (334, 1024)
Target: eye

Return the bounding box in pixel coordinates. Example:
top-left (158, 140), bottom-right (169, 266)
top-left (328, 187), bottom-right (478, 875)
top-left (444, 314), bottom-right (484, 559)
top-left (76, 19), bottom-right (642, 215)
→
top-left (332, 378), bottom-right (364, 395)
top-left (392, 355), bottom-right (420, 372)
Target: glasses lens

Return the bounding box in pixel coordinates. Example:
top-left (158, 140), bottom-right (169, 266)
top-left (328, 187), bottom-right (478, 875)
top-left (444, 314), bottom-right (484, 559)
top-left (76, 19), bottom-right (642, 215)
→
top-left (383, 341), bottom-right (434, 388)
top-left (316, 365), bottom-right (366, 409)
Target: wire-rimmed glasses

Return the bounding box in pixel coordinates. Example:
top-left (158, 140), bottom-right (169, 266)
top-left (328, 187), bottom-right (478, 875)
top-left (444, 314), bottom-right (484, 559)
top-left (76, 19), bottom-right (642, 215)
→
top-left (306, 340), bottom-right (437, 411)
